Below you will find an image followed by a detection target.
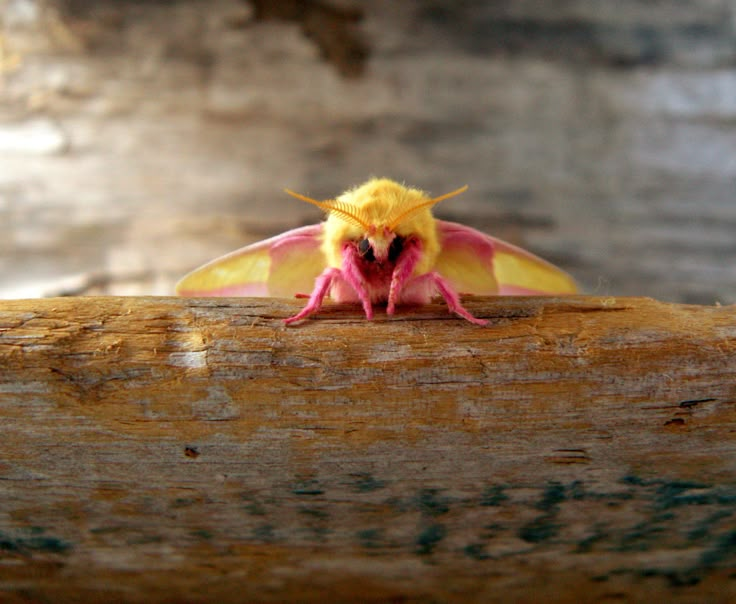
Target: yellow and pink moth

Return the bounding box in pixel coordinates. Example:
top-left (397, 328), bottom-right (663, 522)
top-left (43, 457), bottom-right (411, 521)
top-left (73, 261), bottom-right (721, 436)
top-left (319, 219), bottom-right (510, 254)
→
top-left (176, 178), bottom-right (577, 325)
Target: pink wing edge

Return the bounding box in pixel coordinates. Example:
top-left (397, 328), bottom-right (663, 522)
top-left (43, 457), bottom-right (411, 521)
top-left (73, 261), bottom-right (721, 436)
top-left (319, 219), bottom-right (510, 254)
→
top-left (176, 223), bottom-right (324, 297)
top-left (436, 220), bottom-right (576, 295)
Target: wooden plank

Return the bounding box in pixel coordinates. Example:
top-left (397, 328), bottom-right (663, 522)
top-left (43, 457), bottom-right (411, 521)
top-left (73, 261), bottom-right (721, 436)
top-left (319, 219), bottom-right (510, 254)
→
top-left (0, 296), bottom-right (735, 603)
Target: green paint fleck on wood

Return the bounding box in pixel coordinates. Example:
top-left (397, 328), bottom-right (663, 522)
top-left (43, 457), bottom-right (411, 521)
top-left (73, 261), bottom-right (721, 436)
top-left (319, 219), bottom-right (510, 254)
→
top-left (351, 473), bottom-right (386, 493)
top-left (171, 497), bottom-right (197, 508)
top-left (414, 489), bottom-right (450, 517)
top-left (464, 543), bottom-right (492, 560)
top-left (687, 510), bottom-right (733, 542)
top-left (0, 529), bottom-right (71, 554)
top-left (621, 474), bottom-right (648, 486)
top-left (480, 485), bottom-right (508, 506)
top-left (416, 524), bottom-right (446, 555)
top-left (616, 520), bottom-right (665, 552)
top-left (575, 527), bottom-right (609, 553)
top-left (518, 515), bottom-right (560, 543)
top-left (292, 479), bottom-right (325, 496)
top-left (699, 530), bottom-right (736, 569)
top-left (567, 480), bottom-right (633, 504)
top-left (636, 568), bottom-right (701, 588)
top-left (357, 528), bottom-right (383, 549)
top-left (654, 480), bottom-right (713, 510)
top-left (536, 482), bottom-right (566, 512)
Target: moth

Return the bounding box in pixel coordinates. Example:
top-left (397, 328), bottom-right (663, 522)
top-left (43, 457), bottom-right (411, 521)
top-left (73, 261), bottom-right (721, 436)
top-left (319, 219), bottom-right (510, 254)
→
top-left (176, 178), bottom-right (577, 325)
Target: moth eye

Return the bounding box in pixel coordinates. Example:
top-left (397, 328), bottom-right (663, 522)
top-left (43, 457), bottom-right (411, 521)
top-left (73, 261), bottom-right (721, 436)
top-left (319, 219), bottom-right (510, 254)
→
top-left (356, 238), bottom-right (375, 262)
top-left (388, 236), bottom-right (404, 263)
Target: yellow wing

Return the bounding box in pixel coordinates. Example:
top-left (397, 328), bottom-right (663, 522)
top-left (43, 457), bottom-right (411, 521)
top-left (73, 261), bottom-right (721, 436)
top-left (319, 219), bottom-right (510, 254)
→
top-left (435, 221), bottom-right (578, 295)
top-left (176, 224), bottom-right (326, 297)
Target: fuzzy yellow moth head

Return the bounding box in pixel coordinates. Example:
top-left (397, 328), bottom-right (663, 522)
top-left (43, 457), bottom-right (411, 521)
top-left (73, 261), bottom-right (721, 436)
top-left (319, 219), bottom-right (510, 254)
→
top-left (285, 178), bottom-right (467, 275)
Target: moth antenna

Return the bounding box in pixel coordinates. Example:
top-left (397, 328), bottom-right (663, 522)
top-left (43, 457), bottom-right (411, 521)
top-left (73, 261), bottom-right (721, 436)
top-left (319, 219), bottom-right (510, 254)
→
top-left (388, 185), bottom-right (468, 230)
top-left (285, 189), bottom-right (370, 230)
top-left (430, 184), bottom-right (469, 204)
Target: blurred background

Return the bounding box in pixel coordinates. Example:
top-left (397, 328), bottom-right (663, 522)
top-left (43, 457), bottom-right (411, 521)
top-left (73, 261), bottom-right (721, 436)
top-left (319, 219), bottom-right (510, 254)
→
top-left (1, 0), bottom-right (735, 304)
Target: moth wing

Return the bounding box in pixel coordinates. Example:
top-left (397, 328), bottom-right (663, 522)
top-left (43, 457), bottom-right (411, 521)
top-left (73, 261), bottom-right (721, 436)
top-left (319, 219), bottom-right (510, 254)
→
top-left (176, 224), bottom-right (325, 297)
top-left (434, 220), bottom-right (578, 295)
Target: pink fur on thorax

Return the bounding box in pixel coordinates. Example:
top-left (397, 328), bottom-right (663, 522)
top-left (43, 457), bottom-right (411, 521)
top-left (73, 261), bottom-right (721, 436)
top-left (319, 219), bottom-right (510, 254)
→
top-left (285, 234), bottom-right (487, 325)
top-left (330, 238), bottom-right (433, 306)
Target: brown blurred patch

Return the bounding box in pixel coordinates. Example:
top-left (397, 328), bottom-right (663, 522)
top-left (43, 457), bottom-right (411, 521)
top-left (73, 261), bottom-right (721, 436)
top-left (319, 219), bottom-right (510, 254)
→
top-left (251, 0), bottom-right (368, 77)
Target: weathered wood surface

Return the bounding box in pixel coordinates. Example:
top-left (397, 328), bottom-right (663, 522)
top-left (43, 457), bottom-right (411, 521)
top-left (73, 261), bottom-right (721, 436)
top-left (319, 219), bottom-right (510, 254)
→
top-left (0, 295), bottom-right (735, 603)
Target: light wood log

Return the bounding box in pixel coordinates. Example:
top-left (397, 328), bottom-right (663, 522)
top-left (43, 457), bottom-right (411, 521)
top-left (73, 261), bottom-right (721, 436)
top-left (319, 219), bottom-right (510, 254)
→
top-left (1, 296), bottom-right (735, 603)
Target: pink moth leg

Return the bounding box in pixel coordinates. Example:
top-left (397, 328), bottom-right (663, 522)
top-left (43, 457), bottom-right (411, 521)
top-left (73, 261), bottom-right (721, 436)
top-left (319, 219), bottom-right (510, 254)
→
top-left (340, 244), bottom-right (374, 319)
top-left (388, 239), bottom-right (486, 324)
top-left (284, 267), bottom-right (340, 324)
top-left (284, 245), bottom-right (374, 324)
top-left (387, 238), bottom-right (422, 315)
top-left (431, 272), bottom-right (488, 325)
top-left (407, 271), bottom-right (488, 325)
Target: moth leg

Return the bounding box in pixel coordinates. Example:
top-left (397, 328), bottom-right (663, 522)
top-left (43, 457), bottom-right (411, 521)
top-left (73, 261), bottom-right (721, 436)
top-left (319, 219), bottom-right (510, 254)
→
top-left (341, 245), bottom-right (373, 320)
top-left (284, 267), bottom-right (340, 324)
top-left (430, 272), bottom-right (488, 326)
top-left (387, 238), bottom-right (422, 315)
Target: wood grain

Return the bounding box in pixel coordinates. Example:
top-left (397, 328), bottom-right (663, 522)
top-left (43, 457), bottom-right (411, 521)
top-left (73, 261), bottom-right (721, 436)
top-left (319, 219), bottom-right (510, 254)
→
top-left (1, 296), bottom-right (735, 603)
